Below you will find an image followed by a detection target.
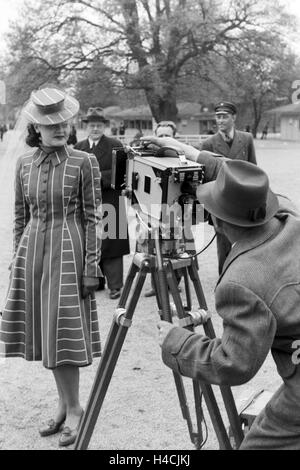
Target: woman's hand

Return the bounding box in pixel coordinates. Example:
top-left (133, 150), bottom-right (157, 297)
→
top-left (82, 276), bottom-right (99, 298)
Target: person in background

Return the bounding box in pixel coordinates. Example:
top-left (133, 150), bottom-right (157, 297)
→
top-left (201, 101), bottom-right (257, 274)
top-left (118, 120), bottom-right (126, 136)
top-left (110, 120), bottom-right (118, 136)
top-left (75, 107), bottom-right (130, 300)
top-left (67, 124), bottom-right (77, 146)
top-left (261, 123), bottom-right (269, 140)
top-left (155, 120), bottom-right (177, 139)
top-left (0, 87), bottom-right (102, 447)
top-left (143, 134), bottom-right (300, 450)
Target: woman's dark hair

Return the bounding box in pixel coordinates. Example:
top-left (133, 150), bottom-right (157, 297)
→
top-left (26, 123), bottom-right (41, 147)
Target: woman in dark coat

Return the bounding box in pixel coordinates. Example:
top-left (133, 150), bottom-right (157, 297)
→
top-left (0, 87), bottom-right (102, 447)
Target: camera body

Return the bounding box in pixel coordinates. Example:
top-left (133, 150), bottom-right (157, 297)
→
top-left (111, 144), bottom-right (205, 256)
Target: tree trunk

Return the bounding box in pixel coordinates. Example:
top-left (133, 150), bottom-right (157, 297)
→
top-left (144, 80), bottom-right (179, 123)
top-left (251, 99), bottom-right (261, 138)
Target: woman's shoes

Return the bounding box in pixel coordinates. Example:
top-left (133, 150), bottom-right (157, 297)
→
top-left (39, 414), bottom-right (66, 437)
top-left (58, 409), bottom-right (84, 447)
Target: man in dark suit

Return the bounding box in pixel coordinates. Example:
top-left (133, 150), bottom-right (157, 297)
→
top-left (201, 101), bottom-right (257, 273)
top-left (75, 107), bottom-right (130, 299)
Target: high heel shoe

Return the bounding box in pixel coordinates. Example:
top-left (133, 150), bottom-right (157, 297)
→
top-left (39, 414), bottom-right (66, 437)
top-left (58, 409), bottom-right (84, 447)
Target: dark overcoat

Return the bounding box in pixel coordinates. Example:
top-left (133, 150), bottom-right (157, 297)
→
top-left (75, 135), bottom-right (130, 259)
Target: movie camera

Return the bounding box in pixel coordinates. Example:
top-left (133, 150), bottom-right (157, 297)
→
top-left (111, 143), bottom-right (206, 256)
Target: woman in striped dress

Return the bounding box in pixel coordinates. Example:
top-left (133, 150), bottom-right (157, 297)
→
top-left (0, 87), bottom-right (102, 447)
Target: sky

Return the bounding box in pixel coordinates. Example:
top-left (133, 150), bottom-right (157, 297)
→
top-left (0, 0), bottom-right (22, 32)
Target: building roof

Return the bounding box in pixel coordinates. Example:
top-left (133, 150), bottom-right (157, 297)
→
top-left (103, 102), bottom-right (215, 120)
top-left (266, 103), bottom-right (300, 115)
top-left (103, 105), bottom-right (123, 117)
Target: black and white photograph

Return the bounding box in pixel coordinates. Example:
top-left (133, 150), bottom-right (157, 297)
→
top-left (0, 0), bottom-right (300, 454)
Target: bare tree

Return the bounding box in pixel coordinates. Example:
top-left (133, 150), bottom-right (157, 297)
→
top-left (4, 0), bottom-right (296, 121)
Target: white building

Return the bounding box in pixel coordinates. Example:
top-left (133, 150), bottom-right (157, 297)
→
top-left (266, 103), bottom-right (300, 141)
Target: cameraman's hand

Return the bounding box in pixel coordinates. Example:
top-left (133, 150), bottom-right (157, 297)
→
top-left (141, 136), bottom-right (182, 150)
top-left (82, 276), bottom-right (99, 298)
top-left (141, 136), bottom-right (200, 162)
top-left (157, 320), bottom-right (176, 347)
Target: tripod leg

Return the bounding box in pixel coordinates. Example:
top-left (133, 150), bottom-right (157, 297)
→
top-left (152, 269), bottom-right (201, 446)
top-left (182, 267), bottom-right (192, 311)
top-left (74, 261), bottom-right (148, 450)
top-left (188, 258), bottom-right (244, 448)
top-left (165, 261), bottom-right (232, 450)
top-left (196, 382), bottom-right (232, 450)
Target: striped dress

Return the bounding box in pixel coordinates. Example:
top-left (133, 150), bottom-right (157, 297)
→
top-left (0, 145), bottom-right (102, 369)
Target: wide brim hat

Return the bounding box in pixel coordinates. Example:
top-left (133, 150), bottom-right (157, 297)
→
top-left (23, 87), bottom-right (79, 125)
top-left (82, 107), bottom-right (108, 123)
top-left (215, 101), bottom-right (237, 115)
top-left (196, 160), bottom-right (279, 227)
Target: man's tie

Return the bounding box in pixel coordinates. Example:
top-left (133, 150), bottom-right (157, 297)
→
top-left (224, 134), bottom-right (232, 146)
top-left (91, 142), bottom-right (96, 152)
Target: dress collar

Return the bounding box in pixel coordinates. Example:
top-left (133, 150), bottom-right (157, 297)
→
top-left (33, 145), bottom-right (70, 167)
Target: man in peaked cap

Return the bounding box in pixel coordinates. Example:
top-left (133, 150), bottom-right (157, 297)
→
top-left (144, 134), bottom-right (300, 449)
top-left (201, 101), bottom-right (257, 274)
top-left (75, 107), bottom-right (130, 300)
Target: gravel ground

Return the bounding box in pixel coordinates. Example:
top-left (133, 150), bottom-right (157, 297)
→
top-left (0, 135), bottom-right (299, 451)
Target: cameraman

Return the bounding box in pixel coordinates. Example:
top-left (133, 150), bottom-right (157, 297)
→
top-left (141, 135), bottom-right (300, 450)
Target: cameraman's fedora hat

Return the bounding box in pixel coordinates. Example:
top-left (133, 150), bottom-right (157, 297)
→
top-left (196, 160), bottom-right (279, 227)
top-left (82, 107), bottom-right (108, 123)
top-left (23, 87), bottom-right (79, 125)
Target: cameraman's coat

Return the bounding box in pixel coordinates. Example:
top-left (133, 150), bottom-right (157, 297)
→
top-left (161, 152), bottom-right (300, 448)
